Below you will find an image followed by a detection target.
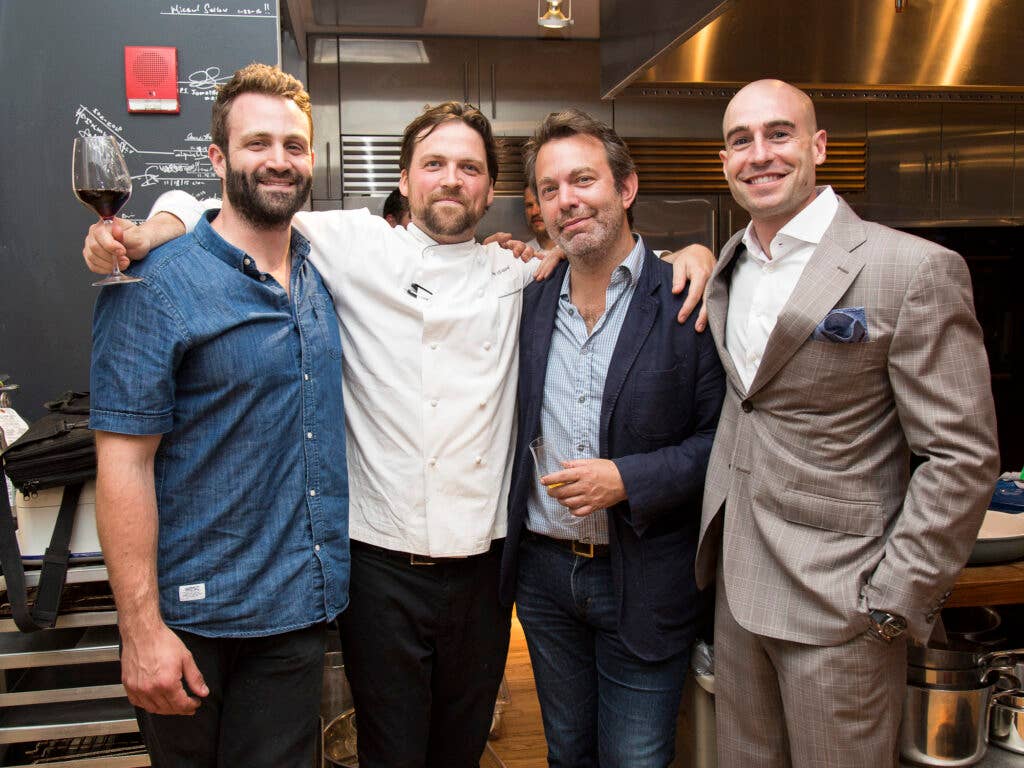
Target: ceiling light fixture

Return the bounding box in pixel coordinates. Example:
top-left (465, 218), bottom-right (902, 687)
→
top-left (538, 0), bottom-right (572, 29)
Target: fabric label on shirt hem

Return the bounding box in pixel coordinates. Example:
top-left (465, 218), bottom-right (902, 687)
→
top-left (178, 583), bottom-right (206, 602)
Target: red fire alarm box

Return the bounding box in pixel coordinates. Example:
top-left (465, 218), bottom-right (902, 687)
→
top-left (124, 46), bottom-right (180, 114)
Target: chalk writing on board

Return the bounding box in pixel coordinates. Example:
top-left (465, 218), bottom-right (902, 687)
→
top-left (161, 3), bottom-right (277, 19)
top-left (75, 104), bottom-right (220, 200)
top-left (179, 67), bottom-right (232, 101)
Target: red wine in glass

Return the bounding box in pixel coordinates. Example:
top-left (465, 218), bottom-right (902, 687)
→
top-left (74, 188), bottom-right (131, 220)
top-left (72, 136), bottom-right (142, 286)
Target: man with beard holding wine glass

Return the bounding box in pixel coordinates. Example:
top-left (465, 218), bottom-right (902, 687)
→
top-left (89, 64), bottom-right (349, 768)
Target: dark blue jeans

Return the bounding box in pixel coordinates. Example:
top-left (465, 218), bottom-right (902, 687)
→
top-left (516, 534), bottom-right (690, 768)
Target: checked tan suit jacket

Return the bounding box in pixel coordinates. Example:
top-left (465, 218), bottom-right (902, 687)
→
top-left (695, 196), bottom-right (999, 646)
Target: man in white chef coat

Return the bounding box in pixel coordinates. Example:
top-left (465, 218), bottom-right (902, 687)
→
top-left (82, 98), bottom-right (715, 767)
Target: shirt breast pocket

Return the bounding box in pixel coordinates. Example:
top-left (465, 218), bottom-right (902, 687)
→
top-left (627, 364), bottom-right (692, 442)
top-left (309, 294), bottom-right (342, 360)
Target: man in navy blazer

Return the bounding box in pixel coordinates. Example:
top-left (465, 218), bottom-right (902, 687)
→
top-left (498, 109), bottom-right (725, 767)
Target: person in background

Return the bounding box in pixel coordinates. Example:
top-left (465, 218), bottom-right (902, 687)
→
top-left (696, 78), bottom-right (999, 767)
top-left (500, 109), bottom-right (724, 766)
top-left (82, 97), bottom-right (716, 768)
top-left (89, 64), bottom-right (348, 768)
top-left (382, 187), bottom-right (411, 227)
top-left (522, 182), bottom-right (553, 252)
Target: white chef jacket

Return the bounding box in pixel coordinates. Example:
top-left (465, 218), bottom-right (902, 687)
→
top-left (725, 186), bottom-right (839, 391)
top-left (153, 192), bottom-right (537, 557)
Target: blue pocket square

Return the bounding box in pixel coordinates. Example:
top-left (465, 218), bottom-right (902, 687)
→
top-left (811, 307), bottom-right (869, 343)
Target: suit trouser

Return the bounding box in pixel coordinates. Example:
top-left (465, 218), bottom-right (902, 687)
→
top-left (714, 578), bottom-right (907, 768)
top-left (337, 539), bottom-right (512, 768)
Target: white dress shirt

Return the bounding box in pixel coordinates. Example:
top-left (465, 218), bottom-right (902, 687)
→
top-left (725, 186), bottom-right (839, 391)
top-left (154, 191), bottom-right (536, 557)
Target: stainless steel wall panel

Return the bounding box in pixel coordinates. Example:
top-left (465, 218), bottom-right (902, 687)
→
top-left (478, 40), bottom-right (610, 136)
top-left (337, 38), bottom-right (480, 135)
top-left (309, 37), bottom-right (342, 200)
top-left (939, 103), bottom-right (1015, 221)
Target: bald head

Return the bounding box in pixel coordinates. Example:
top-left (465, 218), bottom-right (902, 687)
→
top-left (723, 79), bottom-right (817, 142)
top-left (718, 78), bottom-right (827, 244)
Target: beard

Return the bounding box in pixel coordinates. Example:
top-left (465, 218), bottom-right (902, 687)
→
top-left (554, 204), bottom-right (625, 265)
top-left (416, 187), bottom-right (487, 239)
top-left (225, 159), bottom-right (312, 230)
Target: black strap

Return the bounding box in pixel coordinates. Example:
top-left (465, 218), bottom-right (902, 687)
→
top-left (0, 483), bottom-right (81, 631)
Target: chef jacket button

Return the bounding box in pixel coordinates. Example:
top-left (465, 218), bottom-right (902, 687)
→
top-left (430, 342), bottom-right (438, 350)
top-left (431, 399), bottom-right (438, 407)
top-left (475, 456), bottom-right (483, 465)
top-left (483, 342), bottom-right (492, 351)
top-left (741, 400), bottom-right (753, 413)
top-left (479, 400), bottom-right (487, 408)
top-left (478, 289), bottom-right (484, 298)
top-left (429, 457), bottom-right (437, 467)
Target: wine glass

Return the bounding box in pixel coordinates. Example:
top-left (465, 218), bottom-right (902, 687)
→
top-left (529, 436), bottom-right (581, 528)
top-left (72, 136), bottom-right (142, 286)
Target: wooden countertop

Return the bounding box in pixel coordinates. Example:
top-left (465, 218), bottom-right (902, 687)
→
top-left (949, 560), bottom-right (1024, 607)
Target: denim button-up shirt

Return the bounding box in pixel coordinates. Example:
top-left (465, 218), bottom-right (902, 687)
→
top-left (90, 212), bottom-right (349, 637)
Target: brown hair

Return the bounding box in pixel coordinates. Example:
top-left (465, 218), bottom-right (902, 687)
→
top-left (522, 108), bottom-right (636, 195)
top-left (211, 63), bottom-right (313, 149)
top-left (399, 102), bottom-right (499, 185)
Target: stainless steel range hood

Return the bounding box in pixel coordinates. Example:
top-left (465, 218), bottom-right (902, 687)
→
top-left (603, 0), bottom-right (1024, 99)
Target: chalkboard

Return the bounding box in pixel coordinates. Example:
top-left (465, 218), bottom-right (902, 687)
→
top-left (0, 0), bottom-right (280, 420)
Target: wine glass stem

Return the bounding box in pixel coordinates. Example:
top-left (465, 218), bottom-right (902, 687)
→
top-left (103, 218), bottom-right (124, 277)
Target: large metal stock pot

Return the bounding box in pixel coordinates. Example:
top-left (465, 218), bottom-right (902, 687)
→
top-left (900, 646), bottom-right (1022, 767)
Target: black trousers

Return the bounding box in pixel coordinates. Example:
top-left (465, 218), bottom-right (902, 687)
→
top-left (134, 622), bottom-right (327, 768)
top-left (337, 540), bottom-right (512, 768)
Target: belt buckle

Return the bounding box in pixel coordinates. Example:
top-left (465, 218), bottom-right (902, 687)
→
top-left (409, 554), bottom-right (436, 566)
top-left (570, 540), bottom-right (594, 559)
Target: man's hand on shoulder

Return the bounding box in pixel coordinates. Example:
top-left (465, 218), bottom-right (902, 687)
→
top-left (83, 213), bottom-right (185, 275)
top-left (663, 243), bottom-right (716, 330)
top-left (482, 231), bottom-right (565, 281)
top-left (120, 620), bottom-right (208, 716)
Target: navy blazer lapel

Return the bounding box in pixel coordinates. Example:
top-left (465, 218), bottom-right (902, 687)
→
top-left (601, 249), bottom-right (660, 447)
top-left (523, 261), bottom-right (567, 433)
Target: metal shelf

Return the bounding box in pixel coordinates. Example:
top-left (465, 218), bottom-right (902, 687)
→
top-left (0, 698), bottom-right (138, 744)
top-left (0, 611), bottom-right (117, 634)
top-left (0, 565), bottom-right (108, 593)
top-left (4, 755), bottom-right (148, 768)
top-left (0, 627), bottom-right (119, 670)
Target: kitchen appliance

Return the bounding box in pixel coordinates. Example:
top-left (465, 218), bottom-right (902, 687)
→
top-left (900, 645), bottom-right (1022, 767)
top-left (989, 690), bottom-right (1024, 755)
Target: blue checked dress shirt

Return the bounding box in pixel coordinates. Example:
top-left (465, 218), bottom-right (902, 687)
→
top-left (525, 236), bottom-right (647, 545)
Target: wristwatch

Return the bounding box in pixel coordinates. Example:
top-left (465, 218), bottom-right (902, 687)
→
top-left (868, 609), bottom-right (908, 642)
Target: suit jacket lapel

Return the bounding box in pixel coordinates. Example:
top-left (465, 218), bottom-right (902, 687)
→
top-left (707, 232), bottom-right (745, 395)
top-left (601, 249), bottom-right (659, 443)
top-left (746, 199), bottom-right (868, 398)
top-left (524, 262), bottom-right (567, 434)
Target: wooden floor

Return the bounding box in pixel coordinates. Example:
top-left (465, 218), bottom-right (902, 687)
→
top-left (485, 611), bottom-right (548, 767)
